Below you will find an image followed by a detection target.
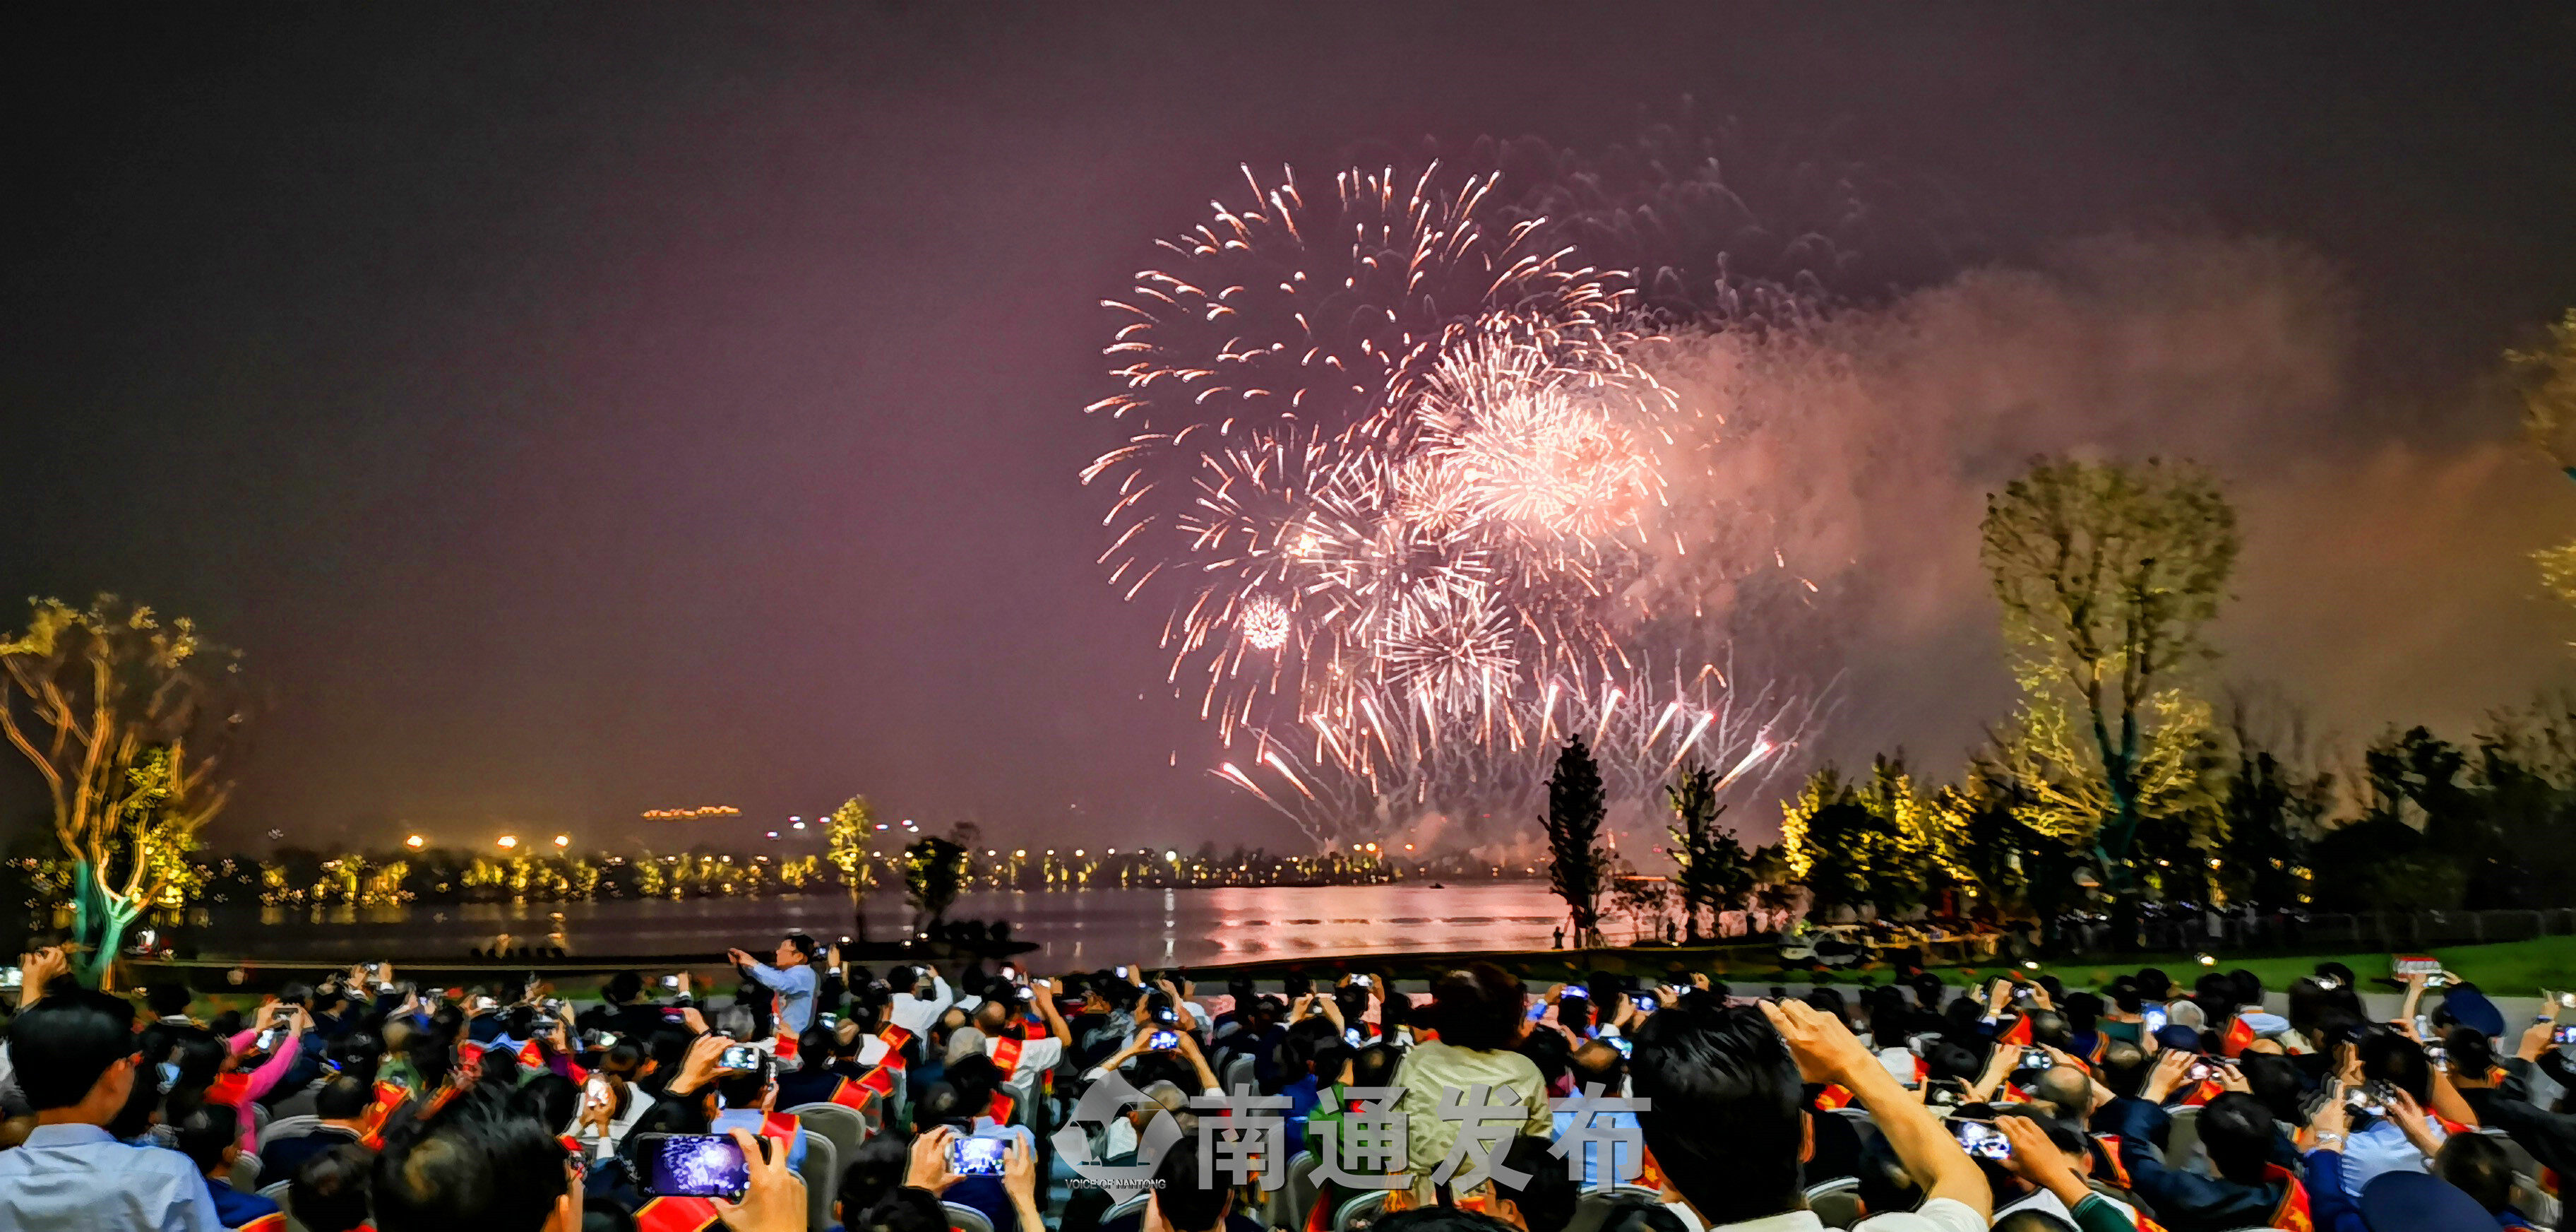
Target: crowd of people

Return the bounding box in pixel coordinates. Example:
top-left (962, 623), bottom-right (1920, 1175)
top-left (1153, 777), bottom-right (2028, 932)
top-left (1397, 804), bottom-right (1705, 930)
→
top-left (3, 934), bottom-right (2572, 1232)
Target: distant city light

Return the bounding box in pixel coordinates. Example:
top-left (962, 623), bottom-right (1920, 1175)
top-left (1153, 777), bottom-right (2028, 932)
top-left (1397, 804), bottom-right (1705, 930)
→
top-left (766, 831), bottom-right (779, 839)
top-left (496, 835), bottom-right (519, 849)
top-left (552, 834), bottom-right (571, 848)
top-left (792, 821), bottom-right (806, 830)
top-left (405, 834), bottom-right (425, 849)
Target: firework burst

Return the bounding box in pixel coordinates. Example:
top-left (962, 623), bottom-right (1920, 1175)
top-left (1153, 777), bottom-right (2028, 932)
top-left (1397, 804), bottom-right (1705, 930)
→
top-left (1088, 160), bottom-right (1808, 848)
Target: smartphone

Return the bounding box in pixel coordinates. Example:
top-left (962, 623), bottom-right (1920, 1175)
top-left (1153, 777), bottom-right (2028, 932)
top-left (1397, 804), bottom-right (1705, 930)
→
top-left (2186, 1060), bottom-right (2217, 1083)
top-left (2393, 955), bottom-right (2443, 977)
top-left (364, 962), bottom-right (383, 976)
top-left (1953, 1121), bottom-right (2012, 1161)
top-left (718, 1043), bottom-right (762, 1071)
top-left (1351, 974), bottom-right (1371, 988)
top-left (1116, 966), bottom-right (1131, 980)
top-left (1561, 986), bottom-right (1589, 1000)
top-left (636, 1133), bottom-right (755, 1199)
top-left (949, 1137), bottom-right (1008, 1177)
top-left (531, 1015), bottom-right (558, 1034)
top-left (255, 1026), bottom-right (287, 1053)
top-left (2141, 1005), bottom-right (2169, 1036)
top-left (381, 1072), bottom-right (410, 1093)
top-left (2019, 1048), bottom-right (2051, 1072)
top-left (1631, 993), bottom-right (1659, 1013)
top-left (0, 967), bottom-right (21, 990)
top-left (1607, 1036), bottom-right (1634, 1058)
top-left (1001, 964), bottom-right (1017, 981)
top-left (818, 1013), bottom-right (840, 1030)
top-left (585, 1084), bottom-right (612, 1110)
top-left (1344, 1026), bottom-right (1365, 1047)
top-left (585, 1030), bottom-right (620, 1051)
top-left (662, 1007), bottom-right (689, 1024)
top-left (660, 975), bottom-right (681, 990)
top-left (472, 996), bottom-right (497, 1012)
top-left (1017, 986), bottom-right (1035, 1002)
top-left (2426, 1045), bottom-right (2447, 1070)
top-left (1147, 1030), bottom-right (1180, 1052)
top-left (2554, 1026), bottom-right (2576, 1047)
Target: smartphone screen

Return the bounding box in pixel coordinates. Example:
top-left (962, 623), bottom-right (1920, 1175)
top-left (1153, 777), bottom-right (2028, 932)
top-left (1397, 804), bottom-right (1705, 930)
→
top-left (950, 1137), bottom-right (1008, 1176)
top-left (1116, 966), bottom-right (1130, 980)
top-left (2141, 1005), bottom-right (2169, 1036)
top-left (1607, 1036), bottom-right (1633, 1058)
top-left (638, 1133), bottom-right (751, 1199)
top-left (1148, 1030), bottom-right (1180, 1051)
top-left (1344, 1026), bottom-right (1365, 1047)
top-left (2019, 1048), bottom-right (2051, 1072)
top-left (1953, 1121), bottom-right (2012, 1161)
top-left (1351, 974), bottom-right (1371, 987)
top-left (1632, 993), bottom-right (1659, 1013)
top-left (718, 1043), bottom-right (761, 1071)
top-left (660, 975), bottom-right (681, 990)
top-left (2554, 1026), bottom-right (2576, 1046)
top-left (1526, 1002), bottom-right (1547, 1021)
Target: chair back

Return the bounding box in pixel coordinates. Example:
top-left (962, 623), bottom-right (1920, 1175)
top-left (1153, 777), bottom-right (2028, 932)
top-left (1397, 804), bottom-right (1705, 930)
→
top-left (1332, 1190), bottom-right (1389, 1232)
top-left (1265, 1150), bottom-right (1320, 1230)
top-left (786, 1102), bottom-right (867, 1190)
top-left (258, 1115), bottom-right (323, 1151)
top-left (943, 1200), bottom-right (998, 1232)
top-left (229, 1151), bottom-right (263, 1192)
top-left (798, 1131), bottom-right (837, 1232)
top-left (1803, 1176), bottom-right (1862, 1230)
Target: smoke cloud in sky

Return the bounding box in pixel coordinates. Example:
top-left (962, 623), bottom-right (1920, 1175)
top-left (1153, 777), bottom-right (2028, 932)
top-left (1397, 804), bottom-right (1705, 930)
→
top-left (1632, 232), bottom-right (2576, 839)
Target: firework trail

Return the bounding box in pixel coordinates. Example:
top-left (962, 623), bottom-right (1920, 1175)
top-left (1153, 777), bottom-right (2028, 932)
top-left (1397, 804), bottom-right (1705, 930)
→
top-left (1087, 160), bottom-right (1814, 849)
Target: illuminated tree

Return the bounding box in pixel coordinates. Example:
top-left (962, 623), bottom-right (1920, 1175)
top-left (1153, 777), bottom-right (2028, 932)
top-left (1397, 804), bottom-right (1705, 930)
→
top-left (1543, 737), bottom-right (1611, 947)
top-left (1665, 762), bottom-right (1751, 942)
top-left (2508, 309), bottom-right (2576, 615)
top-left (825, 795), bottom-right (878, 894)
top-left (1981, 458), bottom-right (2235, 923)
top-left (1777, 757), bottom-right (1972, 918)
top-left (0, 596), bottom-right (246, 986)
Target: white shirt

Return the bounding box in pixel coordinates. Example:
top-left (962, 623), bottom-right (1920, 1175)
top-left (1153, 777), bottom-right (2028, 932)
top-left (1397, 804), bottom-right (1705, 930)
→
top-left (1664, 1196), bottom-right (1986, 1232)
top-left (1997, 1186), bottom-right (2134, 1226)
top-left (984, 1033), bottom-right (1064, 1082)
top-left (890, 977), bottom-right (953, 1037)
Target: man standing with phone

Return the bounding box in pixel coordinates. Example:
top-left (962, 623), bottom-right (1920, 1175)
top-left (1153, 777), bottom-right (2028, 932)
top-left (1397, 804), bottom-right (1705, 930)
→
top-left (727, 935), bottom-right (820, 1036)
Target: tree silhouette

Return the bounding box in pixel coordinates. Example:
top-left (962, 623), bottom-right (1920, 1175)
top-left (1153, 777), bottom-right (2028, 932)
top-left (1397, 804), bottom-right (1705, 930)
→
top-left (1545, 738), bottom-right (1611, 947)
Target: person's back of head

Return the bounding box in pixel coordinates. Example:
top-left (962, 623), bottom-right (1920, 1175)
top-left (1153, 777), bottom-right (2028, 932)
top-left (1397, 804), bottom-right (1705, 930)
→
top-left (7, 989), bottom-right (140, 1113)
top-left (1353, 1042), bottom-right (1402, 1090)
top-left (1516, 1025), bottom-right (1571, 1087)
top-left (316, 1074), bottom-right (376, 1123)
top-left (1594, 1200), bottom-right (1688, 1232)
top-left (2446, 1026), bottom-right (2498, 1082)
top-left (513, 1072), bottom-right (580, 1136)
top-left (2435, 1131), bottom-right (2518, 1214)
top-left (799, 1027), bottom-right (837, 1070)
top-left (372, 1085), bottom-right (573, 1232)
top-left (835, 1132), bottom-right (912, 1224)
top-left (711, 1057), bottom-right (771, 1114)
top-left (174, 1103), bottom-right (238, 1177)
top-left (2060, 992), bottom-right (2101, 1036)
top-left (1922, 1041), bottom-right (1981, 1086)
top-left (145, 983), bottom-right (194, 1020)
top-left (1630, 995), bottom-right (1803, 1224)
top-left (1991, 1212), bottom-right (2078, 1232)
top-left (2097, 1041), bottom-right (2149, 1098)
top-left (2104, 977), bottom-right (2142, 1016)
top-left (2024, 1009), bottom-right (2071, 1051)
top-left (292, 1142), bottom-right (376, 1232)
top-left (328, 1031), bottom-right (386, 1086)
top-left (1801, 987), bottom-right (1848, 1026)
top-left (2359, 1031), bottom-right (2433, 1104)
top-left (2234, 1053), bottom-right (2306, 1126)
top-left (2195, 1093), bottom-right (2279, 1187)
top-left (1151, 1137), bottom-right (1232, 1232)
top-left (943, 1053), bottom-right (1001, 1118)
top-left (1426, 963), bottom-right (1525, 1054)
top-left (849, 1187), bottom-right (949, 1232)
top-left (2029, 1066), bottom-right (2092, 1121)
top-left (1496, 1135), bottom-right (1578, 1232)
top-left (1373, 1207), bottom-right (1522, 1232)
top-left (604, 971), bottom-right (643, 1005)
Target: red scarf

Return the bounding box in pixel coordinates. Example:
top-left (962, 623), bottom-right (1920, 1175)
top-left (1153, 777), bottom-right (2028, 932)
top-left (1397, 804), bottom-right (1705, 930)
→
top-left (1813, 1084), bottom-right (1856, 1110)
top-left (1998, 1015), bottom-right (2033, 1046)
top-left (878, 1023), bottom-right (915, 1070)
top-left (2265, 1162), bottom-right (2313, 1232)
top-left (2222, 1016), bottom-right (2256, 1058)
top-left (991, 1036), bottom-right (1025, 1073)
top-left (634, 1197), bottom-right (722, 1232)
top-left (239, 1214), bottom-right (289, 1232)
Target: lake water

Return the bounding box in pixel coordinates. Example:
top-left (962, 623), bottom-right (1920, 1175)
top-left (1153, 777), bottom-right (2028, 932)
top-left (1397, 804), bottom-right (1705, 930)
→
top-left (197, 882), bottom-right (1570, 969)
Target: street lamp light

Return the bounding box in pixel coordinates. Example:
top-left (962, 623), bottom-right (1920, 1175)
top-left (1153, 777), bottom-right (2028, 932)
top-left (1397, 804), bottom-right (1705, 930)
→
top-left (405, 835), bottom-right (425, 849)
top-left (496, 835), bottom-right (519, 849)
top-left (552, 834), bottom-right (571, 849)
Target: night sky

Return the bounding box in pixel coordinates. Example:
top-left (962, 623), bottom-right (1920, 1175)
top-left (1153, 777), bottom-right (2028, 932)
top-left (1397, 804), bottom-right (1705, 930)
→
top-left (4, 4), bottom-right (2575, 853)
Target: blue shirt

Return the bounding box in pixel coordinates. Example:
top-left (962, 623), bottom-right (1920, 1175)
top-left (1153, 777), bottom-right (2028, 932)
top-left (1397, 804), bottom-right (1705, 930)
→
top-left (747, 962), bottom-right (818, 1033)
top-left (2339, 1116), bottom-right (2435, 1197)
top-left (0, 1123), bottom-right (225, 1232)
top-left (712, 1108), bottom-right (808, 1172)
top-left (205, 1178), bottom-right (282, 1229)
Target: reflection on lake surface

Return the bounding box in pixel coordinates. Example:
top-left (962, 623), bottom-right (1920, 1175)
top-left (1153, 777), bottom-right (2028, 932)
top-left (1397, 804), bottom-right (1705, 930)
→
top-left (199, 882), bottom-right (1568, 967)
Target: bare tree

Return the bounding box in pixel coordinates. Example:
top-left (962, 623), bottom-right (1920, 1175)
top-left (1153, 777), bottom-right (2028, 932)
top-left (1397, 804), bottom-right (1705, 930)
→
top-left (0, 596), bottom-right (247, 985)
